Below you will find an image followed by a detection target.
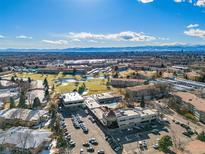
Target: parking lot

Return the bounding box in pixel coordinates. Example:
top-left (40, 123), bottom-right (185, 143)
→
top-left (62, 108), bottom-right (115, 154)
top-left (60, 106), bottom-right (196, 154)
top-left (108, 118), bottom-right (193, 154)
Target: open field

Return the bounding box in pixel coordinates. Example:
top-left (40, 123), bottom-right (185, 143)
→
top-left (13, 72), bottom-right (112, 95)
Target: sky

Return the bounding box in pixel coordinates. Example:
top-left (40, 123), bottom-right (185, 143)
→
top-left (0, 0), bottom-right (205, 49)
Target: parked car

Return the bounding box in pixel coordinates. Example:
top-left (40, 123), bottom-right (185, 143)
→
top-left (87, 146), bottom-right (94, 152)
top-left (153, 143), bottom-right (159, 149)
top-left (83, 142), bottom-right (90, 147)
top-left (97, 150), bottom-right (105, 154)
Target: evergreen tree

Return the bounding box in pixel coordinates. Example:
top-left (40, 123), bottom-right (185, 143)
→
top-left (43, 78), bottom-right (48, 88)
top-left (11, 76), bottom-right (15, 82)
top-left (28, 77), bottom-right (32, 83)
top-left (140, 95), bottom-right (145, 108)
top-left (44, 87), bottom-right (49, 98)
top-left (9, 97), bottom-right (15, 108)
top-left (32, 97), bottom-right (41, 109)
top-left (78, 85), bottom-right (85, 94)
top-left (18, 91), bottom-right (27, 108)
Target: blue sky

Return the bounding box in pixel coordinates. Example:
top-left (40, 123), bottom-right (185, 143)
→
top-left (0, 0), bottom-right (205, 49)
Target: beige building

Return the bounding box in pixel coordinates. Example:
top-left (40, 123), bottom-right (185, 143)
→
top-left (172, 92), bottom-right (205, 123)
top-left (103, 107), bottom-right (158, 129)
top-left (126, 84), bottom-right (168, 101)
top-left (110, 78), bottom-right (145, 88)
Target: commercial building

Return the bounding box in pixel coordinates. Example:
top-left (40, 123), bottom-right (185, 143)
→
top-left (60, 92), bottom-right (85, 108)
top-left (0, 126), bottom-right (52, 154)
top-left (172, 92), bottom-right (205, 123)
top-left (91, 92), bottom-right (122, 104)
top-left (103, 107), bottom-right (158, 129)
top-left (0, 109), bottom-right (48, 128)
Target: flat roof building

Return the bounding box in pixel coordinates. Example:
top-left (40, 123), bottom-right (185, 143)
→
top-left (103, 107), bottom-right (158, 129)
top-left (60, 92), bottom-right (85, 108)
top-left (91, 92), bottom-right (122, 104)
top-left (114, 107), bottom-right (158, 128)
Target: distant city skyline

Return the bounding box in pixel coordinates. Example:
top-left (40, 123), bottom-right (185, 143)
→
top-left (0, 0), bottom-right (205, 49)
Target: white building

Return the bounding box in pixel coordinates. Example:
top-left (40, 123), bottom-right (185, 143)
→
top-left (60, 92), bottom-right (84, 108)
top-left (115, 108), bottom-right (158, 128)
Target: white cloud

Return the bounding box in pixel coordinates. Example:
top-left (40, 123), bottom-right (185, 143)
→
top-left (67, 31), bottom-right (156, 42)
top-left (187, 24), bottom-right (199, 28)
top-left (16, 35), bottom-right (32, 39)
top-left (184, 28), bottom-right (205, 38)
top-left (0, 35), bottom-right (5, 39)
top-left (195, 0), bottom-right (205, 6)
top-left (138, 0), bottom-right (154, 3)
top-left (42, 39), bottom-right (68, 45)
top-left (174, 0), bottom-right (192, 3)
top-left (159, 42), bottom-right (189, 46)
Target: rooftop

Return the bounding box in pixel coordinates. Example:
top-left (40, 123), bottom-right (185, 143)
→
top-left (174, 92), bottom-right (205, 112)
top-left (0, 126), bottom-right (52, 149)
top-left (115, 107), bottom-right (157, 118)
top-left (0, 108), bottom-right (48, 121)
top-left (61, 92), bottom-right (84, 102)
top-left (92, 92), bottom-right (122, 100)
top-left (126, 84), bottom-right (155, 91)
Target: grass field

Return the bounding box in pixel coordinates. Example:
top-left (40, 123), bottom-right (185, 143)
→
top-left (14, 72), bottom-right (112, 95)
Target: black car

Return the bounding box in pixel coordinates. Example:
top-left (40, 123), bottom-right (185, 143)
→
top-left (87, 147), bottom-right (94, 152)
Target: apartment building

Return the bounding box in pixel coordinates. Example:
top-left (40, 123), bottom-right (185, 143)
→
top-left (110, 78), bottom-right (145, 88)
top-left (172, 92), bottom-right (205, 123)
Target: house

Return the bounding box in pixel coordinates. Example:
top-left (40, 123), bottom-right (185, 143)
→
top-left (110, 78), bottom-right (145, 88)
top-left (171, 92), bottom-right (205, 123)
top-left (60, 92), bottom-right (85, 108)
top-left (0, 109), bottom-right (48, 128)
top-left (0, 126), bottom-right (52, 154)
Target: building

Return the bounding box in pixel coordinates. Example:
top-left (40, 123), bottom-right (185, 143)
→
top-left (0, 126), bottom-right (52, 154)
top-left (110, 78), bottom-right (145, 88)
top-left (60, 92), bottom-right (85, 108)
top-left (172, 92), bottom-right (205, 123)
top-left (126, 84), bottom-right (168, 101)
top-left (0, 109), bottom-right (48, 128)
top-left (103, 107), bottom-right (158, 129)
top-left (91, 92), bottom-right (122, 104)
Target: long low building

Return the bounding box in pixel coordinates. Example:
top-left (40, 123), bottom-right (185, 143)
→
top-left (110, 78), bottom-right (145, 88)
top-left (60, 92), bottom-right (85, 108)
top-left (0, 126), bottom-right (52, 154)
top-left (0, 109), bottom-right (48, 128)
top-left (126, 84), bottom-right (168, 101)
top-left (103, 107), bottom-right (158, 129)
top-left (91, 92), bottom-right (122, 104)
top-left (172, 92), bottom-right (205, 123)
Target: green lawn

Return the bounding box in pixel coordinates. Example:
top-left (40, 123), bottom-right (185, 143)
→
top-left (14, 72), bottom-right (114, 95)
